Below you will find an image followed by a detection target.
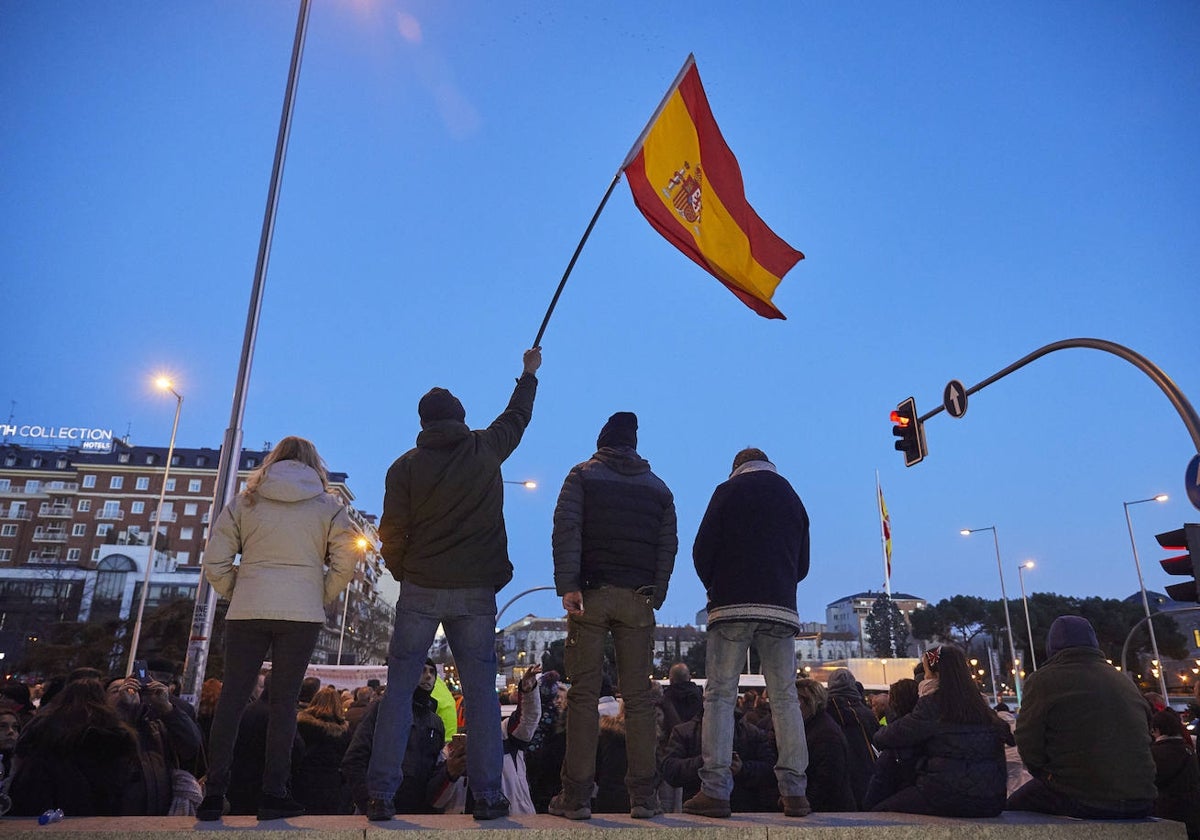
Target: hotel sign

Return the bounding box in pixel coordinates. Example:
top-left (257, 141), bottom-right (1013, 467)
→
top-left (1, 424), bottom-right (115, 453)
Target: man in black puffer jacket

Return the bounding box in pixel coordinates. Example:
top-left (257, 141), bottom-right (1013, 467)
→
top-left (550, 411), bottom-right (677, 821)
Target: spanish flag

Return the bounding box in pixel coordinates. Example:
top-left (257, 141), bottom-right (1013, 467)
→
top-left (622, 55), bottom-right (803, 319)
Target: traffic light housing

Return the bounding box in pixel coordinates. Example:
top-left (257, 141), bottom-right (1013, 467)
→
top-left (891, 397), bottom-right (927, 467)
top-left (1157, 523), bottom-right (1200, 603)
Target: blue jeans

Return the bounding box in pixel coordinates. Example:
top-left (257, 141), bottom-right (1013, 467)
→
top-left (700, 621), bottom-right (807, 800)
top-left (367, 582), bottom-right (502, 803)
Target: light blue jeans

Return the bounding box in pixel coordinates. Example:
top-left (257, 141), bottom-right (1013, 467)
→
top-left (367, 582), bottom-right (503, 804)
top-left (700, 621), bottom-right (808, 800)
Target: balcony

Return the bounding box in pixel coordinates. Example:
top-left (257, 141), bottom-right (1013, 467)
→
top-left (152, 511), bottom-right (178, 523)
top-left (95, 509), bottom-right (125, 521)
top-left (38, 503), bottom-right (73, 518)
top-left (33, 529), bottom-right (68, 543)
top-left (28, 551), bottom-right (64, 564)
top-left (44, 482), bottom-right (79, 493)
top-left (0, 508), bottom-right (32, 520)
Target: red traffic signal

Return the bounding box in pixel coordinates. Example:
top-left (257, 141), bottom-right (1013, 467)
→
top-left (891, 397), bottom-right (927, 467)
top-left (1157, 523), bottom-right (1200, 603)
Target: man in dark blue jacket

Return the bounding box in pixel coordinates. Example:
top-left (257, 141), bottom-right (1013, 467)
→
top-left (686, 447), bottom-right (811, 819)
top-left (549, 411), bottom-right (677, 821)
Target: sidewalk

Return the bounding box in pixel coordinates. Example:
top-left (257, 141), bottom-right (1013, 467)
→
top-left (0, 811), bottom-right (1185, 839)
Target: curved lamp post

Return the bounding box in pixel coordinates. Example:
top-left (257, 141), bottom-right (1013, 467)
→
top-left (126, 377), bottom-right (183, 676)
top-left (1124, 494), bottom-right (1169, 698)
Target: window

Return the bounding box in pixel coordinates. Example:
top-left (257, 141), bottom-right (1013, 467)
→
top-left (101, 500), bottom-right (120, 518)
top-left (165, 479), bottom-right (176, 492)
top-left (184, 503), bottom-right (198, 516)
top-left (131, 501), bottom-right (145, 514)
top-left (2, 456), bottom-right (14, 467)
top-left (0, 549), bottom-right (10, 562)
top-left (176, 551), bottom-right (190, 564)
top-left (1, 525), bottom-right (16, 537)
top-left (135, 477), bottom-right (149, 490)
top-left (71, 524), bottom-right (86, 537)
top-left (24, 480), bottom-right (39, 493)
top-left (56, 458), bottom-right (67, 469)
top-left (92, 548), bottom-right (101, 561)
top-left (118, 453), bottom-right (130, 463)
top-left (188, 479), bottom-right (202, 493)
top-left (97, 524), bottom-right (112, 537)
top-left (31, 457), bottom-right (42, 467)
top-left (82, 474), bottom-right (97, 488)
top-left (77, 499), bottom-right (91, 512)
top-left (171, 455), bottom-right (181, 466)
top-left (109, 476), bottom-right (124, 489)
top-left (180, 527), bottom-right (194, 541)
top-left (0, 479), bottom-right (8, 491)
top-left (197, 456), bottom-right (208, 466)
top-left (67, 548), bottom-right (81, 561)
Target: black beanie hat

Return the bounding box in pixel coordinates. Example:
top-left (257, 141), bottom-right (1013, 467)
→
top-left (418, 387), bottom-right (465, 428)
top-left (597, 411), bottom-right (637, 450)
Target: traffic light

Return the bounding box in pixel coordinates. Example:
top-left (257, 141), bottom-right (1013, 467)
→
top-left (891, 397), bottom-right (927, 467)
top-left (1157, 523), bottom-right (1200, 603)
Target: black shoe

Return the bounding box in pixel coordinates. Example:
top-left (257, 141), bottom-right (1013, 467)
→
top-left (257, 793), bottom-right (305, 821)
top-left (196, 794), bottom-right (229, 822)
top-left (473, 793), bottom-right (510, 820)
top-left (366, 798), bottom-right (396, 821)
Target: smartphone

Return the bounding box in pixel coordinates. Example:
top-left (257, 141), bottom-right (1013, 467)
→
top-left (451, 733), bottom-right (467, 749)
top-left (132, 659), bottom-right (150, 686)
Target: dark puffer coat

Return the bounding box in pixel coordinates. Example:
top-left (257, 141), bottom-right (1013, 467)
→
top-left (342, 693), bottom-right (444, 814)
top-left (661, 711), bottom-right (778, 812)
top-left (8, 714), bottom-right (138, 816)
top-left (293, 711), bottom-right (351, 814)
top-left (802, 708), bottom-right (857, 812)
top-left (872, 691), bottom-right (1012, 817)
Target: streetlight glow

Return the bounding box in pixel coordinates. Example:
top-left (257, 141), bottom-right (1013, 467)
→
top-left (1154, 494), bottom-right (1169, 503)
top-left (504, 480), bottom-right (537, 489)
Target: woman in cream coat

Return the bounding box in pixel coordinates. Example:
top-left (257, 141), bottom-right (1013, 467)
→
top-left (197, 436), bottom-right (358, 821)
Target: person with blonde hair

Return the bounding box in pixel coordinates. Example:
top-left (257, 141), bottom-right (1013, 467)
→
top-left (198, 436), bottom-right (359, 821)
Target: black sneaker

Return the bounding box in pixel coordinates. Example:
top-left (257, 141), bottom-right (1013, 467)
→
top-left (473, 793), bottom-right (510, 820)
top-left (196, 794), bottom-right (229, 822)
top-left (366, 798), bottom-right (396, 821)
top-left (257, 793), bottom-right (305, 821)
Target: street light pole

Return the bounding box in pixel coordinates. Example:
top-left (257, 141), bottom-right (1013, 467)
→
top-left (1124, 494), bottom-right (1170, 699)
top-left (1017, 561), bottom-right (1037, 671)
top-left (961, 526), bottom-right (1021, 704)
top-left (338, 537), bottom-right (369, 665)
top-left (126, 379), bottom-right (183, 676)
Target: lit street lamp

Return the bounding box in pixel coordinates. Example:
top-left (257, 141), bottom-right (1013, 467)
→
top-left (961, 526), bottom-right (1021, 704)
top-left (338, 536), bottom-right (370, 665)
top-left (1017, 561), bottom-right (1038, 671)
top-left (880, 659), bottom-right (888, 685)
top-left (126, 377), bottom-right (183, 677)
top-left (504, 480), bottom-right (538, 489)
top-left (1124, 494), bottom-right (1169, 699)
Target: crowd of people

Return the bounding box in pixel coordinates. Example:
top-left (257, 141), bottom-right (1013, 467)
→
top-left (0, 346), bottom-right (1197, 837)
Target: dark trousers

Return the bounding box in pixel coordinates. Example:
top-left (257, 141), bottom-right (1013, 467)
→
top-left (204, 619), bottom-right (321, 798)
top-left (1007, 777), bottom-right (1154, 820)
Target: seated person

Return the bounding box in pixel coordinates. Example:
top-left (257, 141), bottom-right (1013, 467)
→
top-left (794, 678), bottom-right (855, 812)
top-left (661, 704), bottom-right (778, 812)
top-left (871, 645), bottom-right (1012, 817)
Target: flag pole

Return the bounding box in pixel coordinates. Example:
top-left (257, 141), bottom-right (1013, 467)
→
top-left (532, 53), bottom-right (697, 348)
top-left (531, 172), bottom-right (621, 348)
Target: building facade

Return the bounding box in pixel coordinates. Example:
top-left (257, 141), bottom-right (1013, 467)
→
top-left (825, 590), bottom-right (927, 656)
top-left (0, 439), bottom-right (384, 671)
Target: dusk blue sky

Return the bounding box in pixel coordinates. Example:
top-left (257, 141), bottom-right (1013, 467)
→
top-left (4, 2), bottom-right (1198, 628)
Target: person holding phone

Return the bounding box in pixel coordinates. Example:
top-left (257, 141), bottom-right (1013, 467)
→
top-left (199, 436), bottom-right (359, 821)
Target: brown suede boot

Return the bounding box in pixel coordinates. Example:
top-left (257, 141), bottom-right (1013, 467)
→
top-left (682, 791), bottom-right (732, 818)
top-left (782, 795), bottom-right (813, 817)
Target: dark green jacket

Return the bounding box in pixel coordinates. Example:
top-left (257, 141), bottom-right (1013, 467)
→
top-left (380, 373), bottom-right (537, 590)
top-left (1015, 646), bottom-right (1156, 806)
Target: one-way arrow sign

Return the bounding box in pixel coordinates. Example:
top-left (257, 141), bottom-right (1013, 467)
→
top-left (944, 380), bottom-right (968, 418)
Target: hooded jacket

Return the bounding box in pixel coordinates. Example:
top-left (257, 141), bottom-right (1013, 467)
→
top-left (204, 460), bottom-right (359, 622)
top-left (693, 461), bottom-right (809, 630)
top-left (379, 373), bottom-right (536, 590)
top-left (552, 446), bottom-right (677, 606)
top-left (825, 669), bottom-right (880, 809)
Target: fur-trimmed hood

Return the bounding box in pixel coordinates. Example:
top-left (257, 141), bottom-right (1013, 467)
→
top-left (297, 710), bottom-right (349, 738)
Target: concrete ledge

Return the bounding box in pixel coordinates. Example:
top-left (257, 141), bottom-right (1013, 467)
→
top-left (0, 811), bottom-right (1185, 840)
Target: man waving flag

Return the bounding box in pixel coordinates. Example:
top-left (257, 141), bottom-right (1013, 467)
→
top-left (621, 54), bottom-right (803, 319)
